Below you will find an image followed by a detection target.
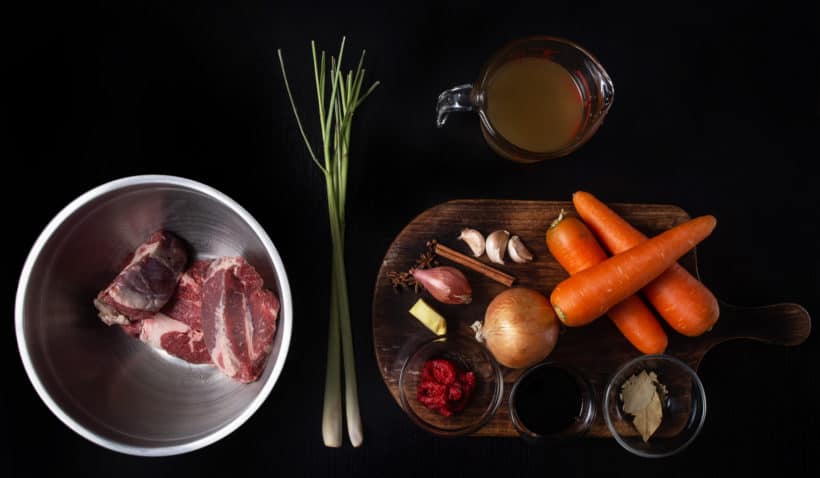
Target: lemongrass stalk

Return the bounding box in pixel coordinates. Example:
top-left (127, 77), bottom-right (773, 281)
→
top-left (326, 189), bottom-right (362, 446)
top-left (277, 37), bottom-right (376, 448)
top-left (322, 275), bottom-right (342, 447)
top-left (327, 38), bottom-right (364, 447)
top-left (278, 47), bottom-right (344, 448)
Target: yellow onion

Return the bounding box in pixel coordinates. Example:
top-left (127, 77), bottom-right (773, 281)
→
top-left (472, 288), bottom-right (559, 368)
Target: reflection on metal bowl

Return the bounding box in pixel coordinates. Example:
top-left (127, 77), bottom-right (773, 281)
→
top-left (15, 175), bottom-right (292, 456)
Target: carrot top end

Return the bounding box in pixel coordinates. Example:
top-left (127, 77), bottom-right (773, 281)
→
top-left (549, 209), bottom-right (567, 230)
top-left (553, 304), bottom-right (568, 324)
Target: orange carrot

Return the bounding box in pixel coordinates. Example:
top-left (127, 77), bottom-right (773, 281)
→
top-left (546, 211), bottom-right (668, 354)
top-left (550, 215), bottom-right (717, 327)
top-left (573, 191), bottom-right (720, 336)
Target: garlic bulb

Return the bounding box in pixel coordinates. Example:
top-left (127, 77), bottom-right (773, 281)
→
top-left (485, 230), bottom-right (510, 264)
top-left (507, 235), bottom-right (534, 263)
top-left (458, 228), bottom-right (485, 257)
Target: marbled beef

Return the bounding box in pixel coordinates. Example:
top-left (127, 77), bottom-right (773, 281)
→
top-left (201, 257), bottom-right (279, 383)
top-left (94, 230), bottom-right (188, 325)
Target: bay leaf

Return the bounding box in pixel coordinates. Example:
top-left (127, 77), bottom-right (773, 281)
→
top-left (621, 371), bottom-right (655, 414)
top-left (632, 392), bottom-right (663, 442)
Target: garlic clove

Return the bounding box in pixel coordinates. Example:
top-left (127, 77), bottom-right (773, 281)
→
top-left (471, 321), bottom-right (485, 343)
top-left (508, 235), bottom-right (534, 263)
top-left (458, 228), bottom-right (486, 257)
top-left (485, 230), bottom-right (510, 265)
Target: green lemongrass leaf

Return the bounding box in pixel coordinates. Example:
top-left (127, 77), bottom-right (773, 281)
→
top-left (334, 122), bottom-right (347, 214)
top-left (352, 70), bottom-right (365, 107)
top-left (325, 56), bottom-right (342, 147)
top-left (311, 42), bottom-right (325, 129)
top-left (324, 37), bottom-right (347, 137)
top-left (276, 49), bottom-right (325, 173)
top-left (337, 68), bottom-right (349, 111)
top-left (355, 50), bottom-right (366, 80)
top-left (319, 51), bottom-right (328, 125)
top-left (344, 71), bottom-right (354, 115)
top-left (356, 80), bottom-right (380, 109)
top-left (350, 52), bottom-right (367, 105)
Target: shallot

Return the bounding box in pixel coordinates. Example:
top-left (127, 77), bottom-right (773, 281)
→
top-left (410, 266), bottom-right (472, 305)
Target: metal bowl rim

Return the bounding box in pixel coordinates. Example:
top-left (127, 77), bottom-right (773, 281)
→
top-left (14, 174), bottom-right (294, 457)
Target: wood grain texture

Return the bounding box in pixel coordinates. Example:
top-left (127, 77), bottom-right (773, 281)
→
top-left (372, 200), bottom-right (811, 438)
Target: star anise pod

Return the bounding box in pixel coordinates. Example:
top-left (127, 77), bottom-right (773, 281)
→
top-left (388, 240), bottom-right (440, 294)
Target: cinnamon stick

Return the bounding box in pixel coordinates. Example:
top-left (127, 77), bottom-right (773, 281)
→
top-left (434, 243), bottom-right (516, 287)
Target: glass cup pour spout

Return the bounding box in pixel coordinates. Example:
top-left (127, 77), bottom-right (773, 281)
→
top-left (436, 84), bottom-right (476, 127)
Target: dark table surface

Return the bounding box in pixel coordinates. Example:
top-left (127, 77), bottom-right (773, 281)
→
top-left (4, 1), bottom-right (819, 475)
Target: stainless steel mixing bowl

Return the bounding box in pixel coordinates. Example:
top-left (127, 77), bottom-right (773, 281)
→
top-left (15, 175), bottom-right (293, 456)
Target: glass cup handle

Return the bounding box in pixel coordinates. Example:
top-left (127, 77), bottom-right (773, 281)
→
top-left (436, 84), bottom-right (475, 127)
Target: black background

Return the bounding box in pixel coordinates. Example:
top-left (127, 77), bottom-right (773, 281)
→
top-left (4, 1), bottom-right (819, 476)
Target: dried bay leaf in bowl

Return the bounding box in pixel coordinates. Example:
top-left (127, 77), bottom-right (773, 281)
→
top-left (620, 371), bottom-right (655, 414)
top-left (620, 370), bottom-right (665, 442)
top-left (632, 392), bottom-right (663, 442)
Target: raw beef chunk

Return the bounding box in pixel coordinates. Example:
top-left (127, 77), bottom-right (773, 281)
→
top-left (135, 314), bottom-right (211, 364)
top-left (201, 257), bottom-right (279, 383)
top-left (160, 259), bottom-right (212, 330)
top-left (94, 230), bottom-right (188, 325)
top-left (117, 260), bottom-right (213, 365)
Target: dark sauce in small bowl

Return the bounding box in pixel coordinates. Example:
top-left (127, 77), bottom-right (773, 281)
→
top-left (510, 363), bottom-right (594, 441)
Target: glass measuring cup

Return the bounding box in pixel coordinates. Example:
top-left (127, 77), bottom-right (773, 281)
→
top-left (436, 36), bottom-right (614, 163)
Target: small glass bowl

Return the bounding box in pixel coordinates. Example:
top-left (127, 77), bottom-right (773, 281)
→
top-left (398, 335), bottom-right (504, 436)
top-left (509, 362), bottom-right (596, 444)
top-left (604, 354), bottom-right (707, 458)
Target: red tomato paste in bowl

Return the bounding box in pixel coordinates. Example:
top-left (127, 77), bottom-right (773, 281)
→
top-left (417, 359), bottom-right (476, 416)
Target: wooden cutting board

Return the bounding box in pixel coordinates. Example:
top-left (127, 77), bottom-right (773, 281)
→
top-left (371, 200), bottom-right (811, 437)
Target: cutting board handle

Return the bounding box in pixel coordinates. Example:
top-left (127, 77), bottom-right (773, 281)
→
top-left (710, 302), bottom-right (812, 347)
